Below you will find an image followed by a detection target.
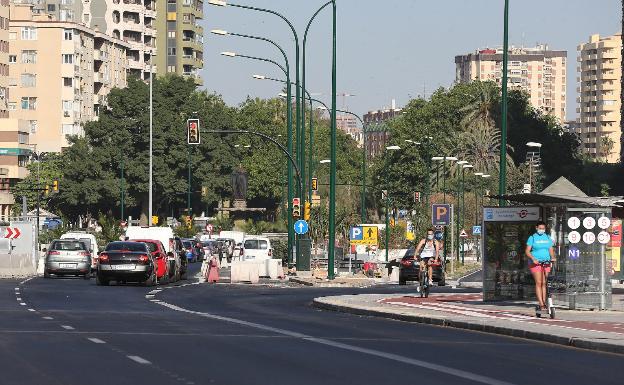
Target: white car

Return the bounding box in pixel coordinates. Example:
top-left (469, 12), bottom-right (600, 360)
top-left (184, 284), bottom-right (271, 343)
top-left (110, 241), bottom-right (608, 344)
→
top-left (241, 236), bottom-right (273, 261)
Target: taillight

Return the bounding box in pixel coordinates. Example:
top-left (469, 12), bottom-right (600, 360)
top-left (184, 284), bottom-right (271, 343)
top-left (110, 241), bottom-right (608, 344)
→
top-left (48, 250), bottom-right (60, 255)
top-left (268, 249), bottom-right (272, 257)
top-left (99, 253), bottom-right (109, 262)
top-left (79, 251), bottom-right (90, 257)
top-left (401, 259), bottom-right (412, 266)
top-left (139, 255), bottom-right (150, 264)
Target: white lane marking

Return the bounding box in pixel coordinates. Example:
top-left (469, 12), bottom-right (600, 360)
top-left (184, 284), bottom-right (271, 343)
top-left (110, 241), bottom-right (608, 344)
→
top-left (145, 295), bottom-right (155, 299)
top-left (27, 309), bottom-right (36, 312)
top-left (149, 299), bottom-right (160, 302)
top-left (14, 288), bottom-right (19, 291)
top-left (16, 297), bottom-right (22, 301)
top-left (19, 277), bottom-right (33, 285)
top-left (19, 303), bottom-right (26, 306)
top-left (87, 338), bottom-right (106, 344)
top-left (154, 300), bottom-right (514, 385)
top-left (42, 316), bottom-right (53, 320)
top-left (147, 290), bottom-right (161, 295)
top-left (61, 325), bottom-right (74, 330)
top-left (127, 355), bottom-right (151, 365)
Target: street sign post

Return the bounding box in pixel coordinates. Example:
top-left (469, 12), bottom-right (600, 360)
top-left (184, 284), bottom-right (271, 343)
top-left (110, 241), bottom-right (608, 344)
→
top-left (472, 225), bottom-right (482, 235)
top-left (459, 229), bottom-right (468, 238)
top-left (432, 204), bottom-right (452, 226)
top-left (294, 220), bottom-right (309, 235)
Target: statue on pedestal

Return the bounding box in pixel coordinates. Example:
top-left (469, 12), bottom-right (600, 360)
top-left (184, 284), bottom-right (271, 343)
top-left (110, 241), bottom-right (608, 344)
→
top-left (231, 166), bottom-right (248, 208)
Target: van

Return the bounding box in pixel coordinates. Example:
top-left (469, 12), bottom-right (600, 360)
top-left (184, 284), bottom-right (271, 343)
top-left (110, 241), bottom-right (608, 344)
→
top-left (241, 236), bottom-right (273, 261)
top-left (124, 227), bottom-right (188, 280)
top-left (60, 232), bottom-right (99, 271)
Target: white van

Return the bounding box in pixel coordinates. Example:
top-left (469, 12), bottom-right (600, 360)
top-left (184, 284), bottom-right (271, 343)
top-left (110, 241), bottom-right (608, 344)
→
top-left (241, 236), bottom-right (273, 261)
top-left (125, 226), bottom-right (175, 253)
top-left (60, 232), bottom-right (99, 271)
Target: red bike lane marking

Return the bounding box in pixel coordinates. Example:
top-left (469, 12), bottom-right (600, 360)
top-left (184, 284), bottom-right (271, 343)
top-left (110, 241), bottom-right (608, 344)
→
top-left (381, 295), bottom-right (624, 335)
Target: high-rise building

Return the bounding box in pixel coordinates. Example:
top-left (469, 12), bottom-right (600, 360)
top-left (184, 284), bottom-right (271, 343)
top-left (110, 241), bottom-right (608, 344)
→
top-left (0, 118), bottom-right (30, 220)
top-left (0, 0), bottom-right (8, 119)
top-left (155, 0), bottom-right (203, 85)
top-left (363, 100), bottom-right (402, 158)
top-left (455, 45), bottom-right (567, 122)
top-left (575, 33), bottom-right (622, 163)
top-left (9, 3), bottom-right (129, 152)
top-left (27, 0), bottom-right (157, 80)
top-left (336, 114), bottom-right (361, 146)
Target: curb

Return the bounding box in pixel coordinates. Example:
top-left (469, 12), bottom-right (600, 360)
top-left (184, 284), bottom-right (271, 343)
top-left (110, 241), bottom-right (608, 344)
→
top-left (288, 277), bottom-right (314, 286)
top-left (312, 298), bottom-right (624, 355)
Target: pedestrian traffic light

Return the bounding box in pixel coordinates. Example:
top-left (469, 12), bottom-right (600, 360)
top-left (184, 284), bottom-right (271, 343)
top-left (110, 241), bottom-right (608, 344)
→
top-left (292, 197), bottom-right (301, 218)
top-left (53, 179), bottom-right (59, 192)
top-left (187, 118), bottom-right (200, 145)
top-left (303, 201), bottom-right (311, 221)
top-left (311, 177), bottom-right (318, 192)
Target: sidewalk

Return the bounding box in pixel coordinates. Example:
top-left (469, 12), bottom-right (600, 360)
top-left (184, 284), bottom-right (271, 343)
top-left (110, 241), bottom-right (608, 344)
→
top-left (313, 292), bottom-right (624, 355)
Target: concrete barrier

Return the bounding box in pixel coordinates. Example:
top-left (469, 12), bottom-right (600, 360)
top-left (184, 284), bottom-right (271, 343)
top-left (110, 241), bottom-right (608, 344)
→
top-left (0, 221), bottom-right (37, 278)
top-left (230, 261), bottom-right (260, 283)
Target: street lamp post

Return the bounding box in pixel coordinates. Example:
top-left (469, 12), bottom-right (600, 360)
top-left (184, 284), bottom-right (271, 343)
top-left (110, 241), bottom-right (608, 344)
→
top-left (460, 163), bottom-right (473, 265)
top-left (455, 160), bottom-right (468, 263)
top-left (526, 141), bottom-right (542, 192)
top-left (384, 145), bottom-right (401, 262)
top-left (499, 0), bottom-right (510, 205)
top-left (327, 0), bottom-right (337, 279)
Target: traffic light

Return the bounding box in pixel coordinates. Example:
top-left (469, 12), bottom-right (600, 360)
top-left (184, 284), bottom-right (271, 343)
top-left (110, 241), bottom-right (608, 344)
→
top-left (44, 184), bottom-right (50, 195)
top-left (201, 186), bottom-right (208, 197)
top-left (187, 118), bottom-right (200, 145)
top-left (184, 215), bottom-right (192, 230)
top-left (53, 179), bottom-right (59, 192)
top-left (151, 215), bottom-right (159, 225)
top-left (292, 197), bottom-right (301, 218)
top-left (311, 177), bottom-right (318, 192)
top-left (303, 201), bottom-right (311, 221)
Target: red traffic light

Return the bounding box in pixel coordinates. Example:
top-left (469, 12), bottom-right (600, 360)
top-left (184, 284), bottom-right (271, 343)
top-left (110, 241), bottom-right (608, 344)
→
top-left (187, 118), bottom-right (200, 144)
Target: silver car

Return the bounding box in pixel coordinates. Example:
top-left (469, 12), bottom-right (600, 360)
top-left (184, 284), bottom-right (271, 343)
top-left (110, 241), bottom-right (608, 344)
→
top-left (44, 239), bottom-right (92, 279)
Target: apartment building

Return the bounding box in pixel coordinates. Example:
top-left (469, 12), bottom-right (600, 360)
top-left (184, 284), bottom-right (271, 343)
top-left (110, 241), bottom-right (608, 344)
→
top-left (155, 0), bottom-right (203, 85)
top-left (0, 119), bottom-right (29, 219)
top-left (336, 114), bottom-right (361, 146)
top-left (575, 33), bottom-right (622, 163)
top-left (8, 3), bottom-right (129, 152)
top-left (1, 0), bottom-right (8, 119)
top-left (363, 101), bottom-right (402, 158)
top-left (455, 45), bottom-right (567, 122)
top-left (29, 0), bottom-right (156, 80)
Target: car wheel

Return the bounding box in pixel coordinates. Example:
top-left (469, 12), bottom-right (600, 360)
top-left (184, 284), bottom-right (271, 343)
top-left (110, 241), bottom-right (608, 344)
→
top-left (96, 275), bottom-right (109, 286)
top-left (438, 276), bottom-right (446, 287)
top-left (143, 272), bottom-right (156, 287)
top-left (44, 269), bottom-right (51, 278)
top-left (83, 273), bottom-right (90, 280)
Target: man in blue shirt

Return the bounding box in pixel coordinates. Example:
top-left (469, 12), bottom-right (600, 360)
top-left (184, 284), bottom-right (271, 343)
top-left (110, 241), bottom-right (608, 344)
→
top-left (525, 221), bottom-right (556, 311)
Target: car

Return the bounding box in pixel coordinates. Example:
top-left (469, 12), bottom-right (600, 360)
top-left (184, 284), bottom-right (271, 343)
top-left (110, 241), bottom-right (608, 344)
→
top-left (96, 241), bottom-right (157, 286)
top-left (132, 239), bottom-right (170, 284)
top-left (173, 236), bottom-right (188, 280)
top-left (60, 232), bottom-right (99, 272)
top-left (182, 239), bottom-right (198, 263)
top-left (125, 227), bottom-right (183, 282)
top-left (398, 247), bottom-right (446, 286)
top-left (44, 239), bottom-right (92, 279)
top-left (241, 236), bottom-right (273, 261)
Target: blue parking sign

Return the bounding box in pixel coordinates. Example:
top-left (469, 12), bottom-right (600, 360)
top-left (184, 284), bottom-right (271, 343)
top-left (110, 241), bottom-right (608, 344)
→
top-left (432, 204), bottom-right (452, 226)
top-left (350, 226), bottom-right (363, 241)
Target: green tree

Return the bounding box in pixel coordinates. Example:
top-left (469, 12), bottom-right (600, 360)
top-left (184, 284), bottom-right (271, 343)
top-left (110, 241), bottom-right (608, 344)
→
top-left (11, 153), bottom-right (64, 215)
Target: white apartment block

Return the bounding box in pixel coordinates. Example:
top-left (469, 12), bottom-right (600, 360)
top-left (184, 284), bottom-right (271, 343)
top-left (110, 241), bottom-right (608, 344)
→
top-left (576, 33), bottom-right (622, 164)
top-left (456, 45), bottom-right (567, 123)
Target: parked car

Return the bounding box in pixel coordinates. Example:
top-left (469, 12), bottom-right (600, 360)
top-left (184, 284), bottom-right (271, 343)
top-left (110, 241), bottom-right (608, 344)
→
top-left (125, 226), bottom-right (182, 282)
top-left (398, 247), bottom-right (445, 286)
top-left (241, 236), bottom-right (273, 261)
top-left (174, 236), bottom-right (188, 280)
top-left (132, 239), bottom-right (170, 284)
top-left (60, 232), bottom-right (99, 272)
top-left (44, 239), bottom-right (92, 279)
top-left (96, 241), bottom-right (157, 286)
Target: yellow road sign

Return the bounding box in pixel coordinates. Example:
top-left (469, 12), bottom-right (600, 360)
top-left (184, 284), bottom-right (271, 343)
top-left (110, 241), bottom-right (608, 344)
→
top-left (350, 225), bottom-right (378, 245)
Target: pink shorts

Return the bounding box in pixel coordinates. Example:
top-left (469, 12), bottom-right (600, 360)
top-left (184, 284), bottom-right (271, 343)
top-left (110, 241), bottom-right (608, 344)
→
top-left (529, 263), bottom-right (551, 274)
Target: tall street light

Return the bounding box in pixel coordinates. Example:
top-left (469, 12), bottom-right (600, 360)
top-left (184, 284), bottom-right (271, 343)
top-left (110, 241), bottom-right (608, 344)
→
top-left (459, 162), bottom-right (473, 265)
top-left (148, 49), bottom-right (154, 226)
top-left (499, 0), bottom-right (510, 206)
top-left (455, 160), bottom-right (468, 263)
top-left (220, 50), bottom-right (295, 264)
top-left (384, 145), bottom-right (401, 262)
top-left (526, 141), bottom-right (542, 192)
top-left (327, 0), bottom-right (338, 280)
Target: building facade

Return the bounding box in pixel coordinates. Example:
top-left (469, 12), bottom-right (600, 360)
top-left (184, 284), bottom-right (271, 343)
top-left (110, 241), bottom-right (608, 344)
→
top-left (363, 103), bottom-right (402, 158)
top-left (0, 119), bottom-right (29, 219)
top-left (28, 0), bottom-right (156, 80)
top-left (155, 0), bottom-right (203, 84)
top-left (336, 114), bottom-right (361, 146)
top-left (575, 33), bottom-right (622, 163)
top-left (456, 45), bottom-right (567, 122)
top-left (9, 3), bottom-right (129, 152)
top-left (1, 0), bottom-right (8, 119)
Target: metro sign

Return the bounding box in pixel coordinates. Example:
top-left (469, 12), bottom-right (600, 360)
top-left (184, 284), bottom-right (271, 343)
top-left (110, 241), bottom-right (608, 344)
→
top-left (4, 227), bottom-right (21, 239)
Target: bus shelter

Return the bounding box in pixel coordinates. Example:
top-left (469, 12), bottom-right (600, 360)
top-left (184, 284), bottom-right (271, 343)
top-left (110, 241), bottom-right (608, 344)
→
top-left (483, 177), bottom-right (622, 310)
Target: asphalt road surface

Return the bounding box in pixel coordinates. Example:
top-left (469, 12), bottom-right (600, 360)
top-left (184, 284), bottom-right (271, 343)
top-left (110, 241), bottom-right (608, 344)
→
top-left (1, 264), bottom-right (621, 385)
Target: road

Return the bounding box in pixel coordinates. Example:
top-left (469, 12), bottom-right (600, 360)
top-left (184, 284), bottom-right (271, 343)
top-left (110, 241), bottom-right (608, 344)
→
top-left (1, 264), bottom-right (621, 385)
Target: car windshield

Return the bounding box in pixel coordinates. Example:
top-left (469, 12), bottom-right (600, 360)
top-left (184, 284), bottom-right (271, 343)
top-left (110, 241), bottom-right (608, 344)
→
top-left (183, 241), bottom-right (193, 248)
top-left (244, 240), bottom-right (268, 250)
top-left (403, 247), bottom-right (416, 259)
top-left (106, 242), bottom-right (147, 252)
top-left (142, 242), bottom-right (158, 253)
top-left (51, 240), bottom-right (86, 251)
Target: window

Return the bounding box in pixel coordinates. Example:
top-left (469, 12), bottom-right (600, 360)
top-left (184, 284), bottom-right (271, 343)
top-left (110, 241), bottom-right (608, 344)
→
top-left (21, 97), bottom-right (37, 110)
top-left (21, 27), bottom-right (37, 40)
top-left (62, 124), bottom-right (74, 134)
top-left (8, 55), bottom-right (15, 63)
top-left (62, 54), bottom-right (73, 64)
top-left (18, 155), bottom-right (28, 168)
top-left (21, 50), bottom-right (37, 64)
top-left (168, 31), bottom-right (176, 38)
top-left (167, 65), bottom-right (176, 72)
top-left (28, 120), bottom-right (37, 134)
top-left (21, 73), bottom-right (36, 87)
top-left (8, 102), bottom-right (16, 111)
top-left (63, 77), bottom-right (73, 87)
top-left (18, 132), bottom-right (28, 145)
top-left (59, 10), bottom-right (74, 22)
top-left (167, 47), bottom-right (176, 55)
top-left (63, 29), bottom-right (73, 40)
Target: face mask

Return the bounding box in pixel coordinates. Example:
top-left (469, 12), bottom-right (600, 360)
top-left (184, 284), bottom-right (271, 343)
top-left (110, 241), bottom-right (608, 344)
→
top-left (427, 235), bottom-right (434, 240)
top-left (537, 229), bottom-right (546, 235)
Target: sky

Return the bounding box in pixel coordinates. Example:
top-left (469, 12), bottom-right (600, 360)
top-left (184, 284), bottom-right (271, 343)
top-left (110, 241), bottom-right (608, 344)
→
top-left (199, 0), bottom-right (621, 122)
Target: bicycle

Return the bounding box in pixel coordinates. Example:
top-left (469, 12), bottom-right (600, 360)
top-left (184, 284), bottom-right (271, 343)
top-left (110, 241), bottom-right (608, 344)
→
top-left (535, 261), bottom-right (555, 319)
top-left (417, 257), bottom-right (430, 298)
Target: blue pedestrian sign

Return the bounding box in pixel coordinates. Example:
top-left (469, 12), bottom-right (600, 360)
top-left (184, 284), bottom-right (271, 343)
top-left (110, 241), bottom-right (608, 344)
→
top-left (568, 246), bottom-right (580, 260)
top-left (294, 220), bottom-right (309, 235)
top-left (472, 225), bottom-right (482, 235)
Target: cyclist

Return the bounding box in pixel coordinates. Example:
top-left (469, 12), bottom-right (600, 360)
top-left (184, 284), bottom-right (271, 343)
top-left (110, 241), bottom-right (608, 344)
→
top-left (415, 228), bottom-right (440, 286)
top-left (525, 221), bottom-right (556, 311)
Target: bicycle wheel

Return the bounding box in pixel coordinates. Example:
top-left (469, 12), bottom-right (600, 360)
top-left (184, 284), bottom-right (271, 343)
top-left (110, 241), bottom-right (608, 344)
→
top-left (419, 270), bottom-right (426, 298)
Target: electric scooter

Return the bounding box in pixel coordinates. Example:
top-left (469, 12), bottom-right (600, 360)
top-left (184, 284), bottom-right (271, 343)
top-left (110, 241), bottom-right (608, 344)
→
top-left (535, 261), bottom-right (555, 319)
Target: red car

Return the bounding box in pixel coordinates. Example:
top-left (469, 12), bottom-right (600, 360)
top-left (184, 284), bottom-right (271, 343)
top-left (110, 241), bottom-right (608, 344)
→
top-left (132, 239), bottom-right (170, 284)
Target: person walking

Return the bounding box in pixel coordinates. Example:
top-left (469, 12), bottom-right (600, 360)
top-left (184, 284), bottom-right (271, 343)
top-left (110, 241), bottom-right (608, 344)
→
top-left (525, 221), bottom-right (556, 311)
top-left (205, 254), bottom-right (220, 283)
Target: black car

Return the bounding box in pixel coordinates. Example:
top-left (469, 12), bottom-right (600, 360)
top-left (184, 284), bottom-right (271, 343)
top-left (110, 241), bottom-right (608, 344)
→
top-left (174, 236), bottom-right (188, 279)
top-left (96, 241), bottom-right (156, 286)
top-left (398, 247), bottom-right (446, 286)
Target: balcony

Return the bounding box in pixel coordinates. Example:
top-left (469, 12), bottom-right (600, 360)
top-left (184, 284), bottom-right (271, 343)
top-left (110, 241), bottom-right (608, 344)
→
top-left (128, 58), bottom-right (143, 70)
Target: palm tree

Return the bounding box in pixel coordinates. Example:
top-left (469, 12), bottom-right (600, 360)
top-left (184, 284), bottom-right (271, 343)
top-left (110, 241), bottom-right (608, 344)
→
top-left (460, 82), bottom-right (500, 133)
top-left (458, 126), bottom-right (514, 174)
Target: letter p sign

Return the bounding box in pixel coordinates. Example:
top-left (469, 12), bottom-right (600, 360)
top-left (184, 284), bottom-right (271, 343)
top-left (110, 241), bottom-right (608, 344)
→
top-left (432, 204), bottom-right (452, 226)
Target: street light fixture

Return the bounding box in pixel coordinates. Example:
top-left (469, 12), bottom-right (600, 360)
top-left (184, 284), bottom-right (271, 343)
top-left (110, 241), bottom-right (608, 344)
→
top-left (220, 51), bottom-right (236, 57)
top-left (210, 29), bottom-right (228, 36)
top-left (386, 145), bottom-right (401, 151)
top-left (319, 159), bottom-right (331, 164)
